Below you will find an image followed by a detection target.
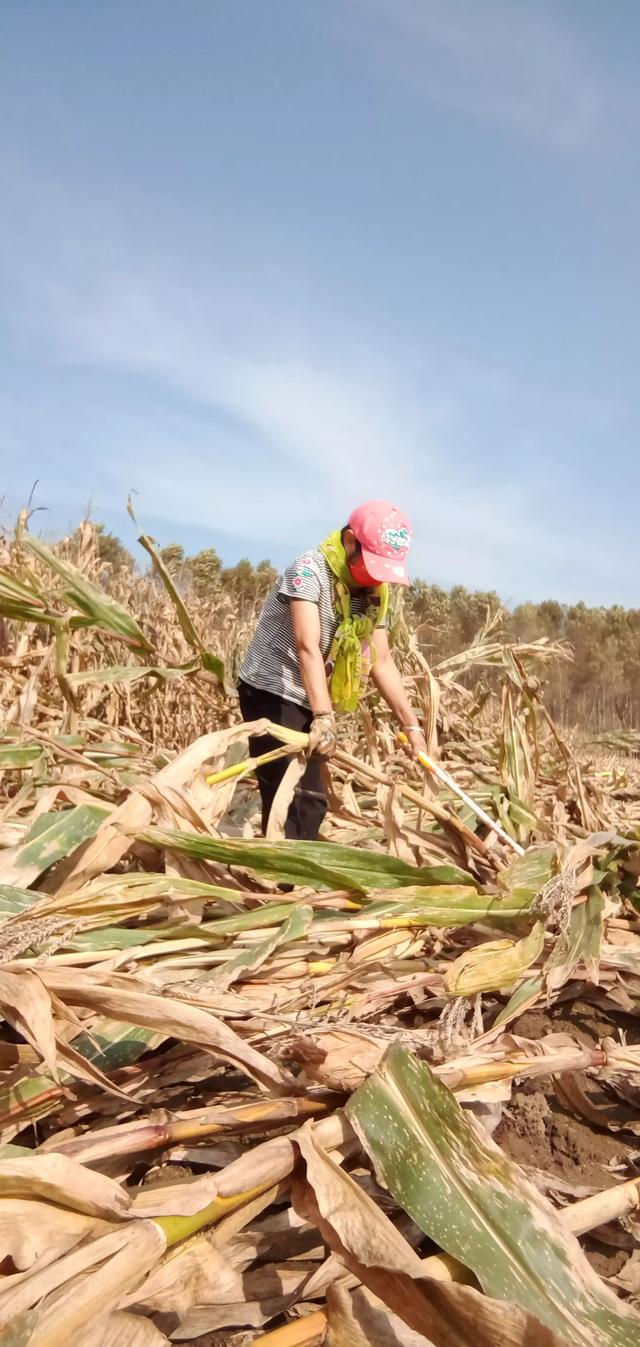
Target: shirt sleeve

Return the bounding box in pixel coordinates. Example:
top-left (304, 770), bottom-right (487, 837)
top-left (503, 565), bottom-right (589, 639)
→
top-left (278, 553), bottom-right (323, 604)
top-left (370, 593), bottom-right (387, 628)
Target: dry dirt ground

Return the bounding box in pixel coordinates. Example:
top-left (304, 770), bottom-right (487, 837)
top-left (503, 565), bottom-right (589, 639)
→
top-left (497, 1001), bottom-right (640, 1280)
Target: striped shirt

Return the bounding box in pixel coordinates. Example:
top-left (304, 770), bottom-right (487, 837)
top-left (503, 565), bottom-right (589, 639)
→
top-left (239, 548), bottom-right (384, 708)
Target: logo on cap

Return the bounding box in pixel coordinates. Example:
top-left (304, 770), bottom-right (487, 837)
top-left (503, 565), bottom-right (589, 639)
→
top-left (381, 526), bottom-right (410, 553)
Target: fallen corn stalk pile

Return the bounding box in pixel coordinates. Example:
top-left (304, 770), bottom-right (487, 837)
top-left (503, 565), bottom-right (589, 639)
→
top-left (2, 521), bottom-right (640, 1344)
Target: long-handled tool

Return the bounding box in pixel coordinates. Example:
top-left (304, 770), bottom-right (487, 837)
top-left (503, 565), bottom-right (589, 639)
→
top-left (398, 732), bottom-right (525, 856)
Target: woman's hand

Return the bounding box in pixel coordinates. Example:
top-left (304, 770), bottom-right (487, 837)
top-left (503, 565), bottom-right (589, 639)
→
top-left (404, 725), bottom-right (428, 759)
top-left (308, 712), bottom-right (338, 758)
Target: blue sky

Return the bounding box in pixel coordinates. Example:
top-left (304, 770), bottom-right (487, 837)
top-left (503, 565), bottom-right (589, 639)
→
top-left (1, 0), bottom-right (639, 604)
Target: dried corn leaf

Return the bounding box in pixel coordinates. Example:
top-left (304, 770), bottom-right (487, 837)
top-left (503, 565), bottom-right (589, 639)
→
top-left (0, 970), bottom-right (59, 1081)
top-left (38, 969), bottom-right (296, 1093)
top-left (326, 1281), bottom-right (435, 1347)
top-left (0, 1153), bottom-right (129, 1219)
top-left (20, 534), bottom-right (153, 653)
top-left (1, 1221), bottom-right (167, 1344)
top-left (66, 1312), bottom-right (170, 1347)
top-left (0, 1201), bottom-right (101, 1281)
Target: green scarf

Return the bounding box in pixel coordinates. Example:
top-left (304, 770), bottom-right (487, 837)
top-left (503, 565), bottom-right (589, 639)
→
top-left (318, 530), bottom-right (389, 712)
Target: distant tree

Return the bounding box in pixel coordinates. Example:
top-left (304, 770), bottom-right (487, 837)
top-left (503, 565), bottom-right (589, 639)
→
top-left (406, 581), bottom-right (501, 660)
top-left (68, 523), bottom-right (135, 573)
top-left (159, 543), bottom-right (185, 576)
top-left (537, 600), bottom-right (565, 638)
top-left (221, 558), bottom-right (256, 595)
top-left (255, 559), bottom-right (277, 594)
top-left (94, 525), bottom-right (135, 572)
top-left (185, 547), bottom-right (222, 599)
top-left (219, 558), bottom-right (277, 607)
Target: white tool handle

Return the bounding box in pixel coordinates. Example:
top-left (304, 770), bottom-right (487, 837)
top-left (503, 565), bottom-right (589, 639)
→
top-left (399, 733), bottom-right (525, 856)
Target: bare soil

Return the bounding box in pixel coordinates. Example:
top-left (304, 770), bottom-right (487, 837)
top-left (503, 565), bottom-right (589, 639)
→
top-left (496, 999), bottom-right (640, 1279)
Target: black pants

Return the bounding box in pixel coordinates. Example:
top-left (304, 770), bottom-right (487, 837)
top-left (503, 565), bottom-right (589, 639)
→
top-left (238, 681), bottom-right (327, 841)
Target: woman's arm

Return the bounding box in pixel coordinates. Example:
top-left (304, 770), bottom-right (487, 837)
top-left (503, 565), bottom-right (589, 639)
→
top-left (370, 627), bottom-right (427, 757)
top-left (290, 599), bottom-right (333, 715)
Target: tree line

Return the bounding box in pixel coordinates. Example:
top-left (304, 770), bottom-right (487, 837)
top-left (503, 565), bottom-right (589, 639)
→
top-left (407, 581), bottom-right (640, 731)
top-left (92, 526), bottom-right (277, 610)
top-left (92, 527), bottom-right (639, 731)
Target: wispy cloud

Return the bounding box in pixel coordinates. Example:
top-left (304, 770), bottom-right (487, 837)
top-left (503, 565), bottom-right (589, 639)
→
top-left (350, 0), bottom-right (607, 149)
top-left (0, 145), bottom-right (634, 604)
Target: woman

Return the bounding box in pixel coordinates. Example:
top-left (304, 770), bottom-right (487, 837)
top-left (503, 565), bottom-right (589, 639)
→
top-left (238, 499), bottom-right (427, 839)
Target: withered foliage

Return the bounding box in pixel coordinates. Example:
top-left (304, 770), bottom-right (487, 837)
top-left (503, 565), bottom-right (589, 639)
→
top-left (1, 520), bottom-right (640, 1347)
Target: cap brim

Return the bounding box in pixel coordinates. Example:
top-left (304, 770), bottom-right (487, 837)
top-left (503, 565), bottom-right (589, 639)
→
top-left (361, 547), bottom-right (409, 586)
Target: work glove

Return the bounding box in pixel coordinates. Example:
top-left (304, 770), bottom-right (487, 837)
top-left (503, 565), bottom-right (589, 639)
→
top-left (308, 712), bottom-right (338, 758)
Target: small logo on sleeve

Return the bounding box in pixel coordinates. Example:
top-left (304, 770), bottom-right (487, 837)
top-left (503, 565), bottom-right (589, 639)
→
top-left (293, 553), bottom-right (317, 580)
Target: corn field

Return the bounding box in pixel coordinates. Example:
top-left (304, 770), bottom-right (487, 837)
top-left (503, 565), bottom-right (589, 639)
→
top-left (1, 517), bottom-right (640, 1347)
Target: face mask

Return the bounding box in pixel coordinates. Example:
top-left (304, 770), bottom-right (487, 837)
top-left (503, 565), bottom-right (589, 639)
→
top-left (348, 550), bottom-right (378, 588)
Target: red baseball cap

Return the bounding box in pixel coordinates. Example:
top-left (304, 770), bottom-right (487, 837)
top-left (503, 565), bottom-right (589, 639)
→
top-left (348, 500), bottom-right (412, 586)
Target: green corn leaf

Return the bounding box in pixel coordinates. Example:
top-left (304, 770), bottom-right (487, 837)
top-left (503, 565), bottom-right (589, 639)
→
top-left (0, 805), bottom-right (109, 887)
top-left (188, 906), bottom-right (313, 990)
top-left (135, 828), bottom-right (477, 893)
top-left (16, 890), bottom-right (531, 961)
top-left (201, 650), bottom-right (225, 678)
top-left (545, 888), bottom-right (604, 993)
top-left (0, 567), bottom-right (53, 623)
top-left (20, 533), bottom-right (153, 652)
top-left (499, 686), bottom-right (535, 823)
top-left (0, 885), bottom-right (44, 915)
top-left (492, 973), bottom-right (543, 1029)
top-left (0, 743), bottom-right (44, 768)
top-left (0, 1021), bottom-right (163, 1133)
top-left (348, 1044), bottom-right (640, 1347)
top-left (67, 661), bottom-right (198, 687)
top-left (32, 871), bottom-right (244, 930)
top-left (363, 886), bottom-right (531, 929)
top-left (70, 1021), bottom-right (162, 1072)
top-left (198, 902), bottom-right (305, 936)
top-left (68, 925), bottom-right (174, 951)
top-left (498, 845), bottom-right (556, 902)
top-left (443, 921), bottom-right (544, 996)
top-left (67, 909), bottom-right (301, 952)
top-left (0, 1069), bottom-right (65, 1133)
